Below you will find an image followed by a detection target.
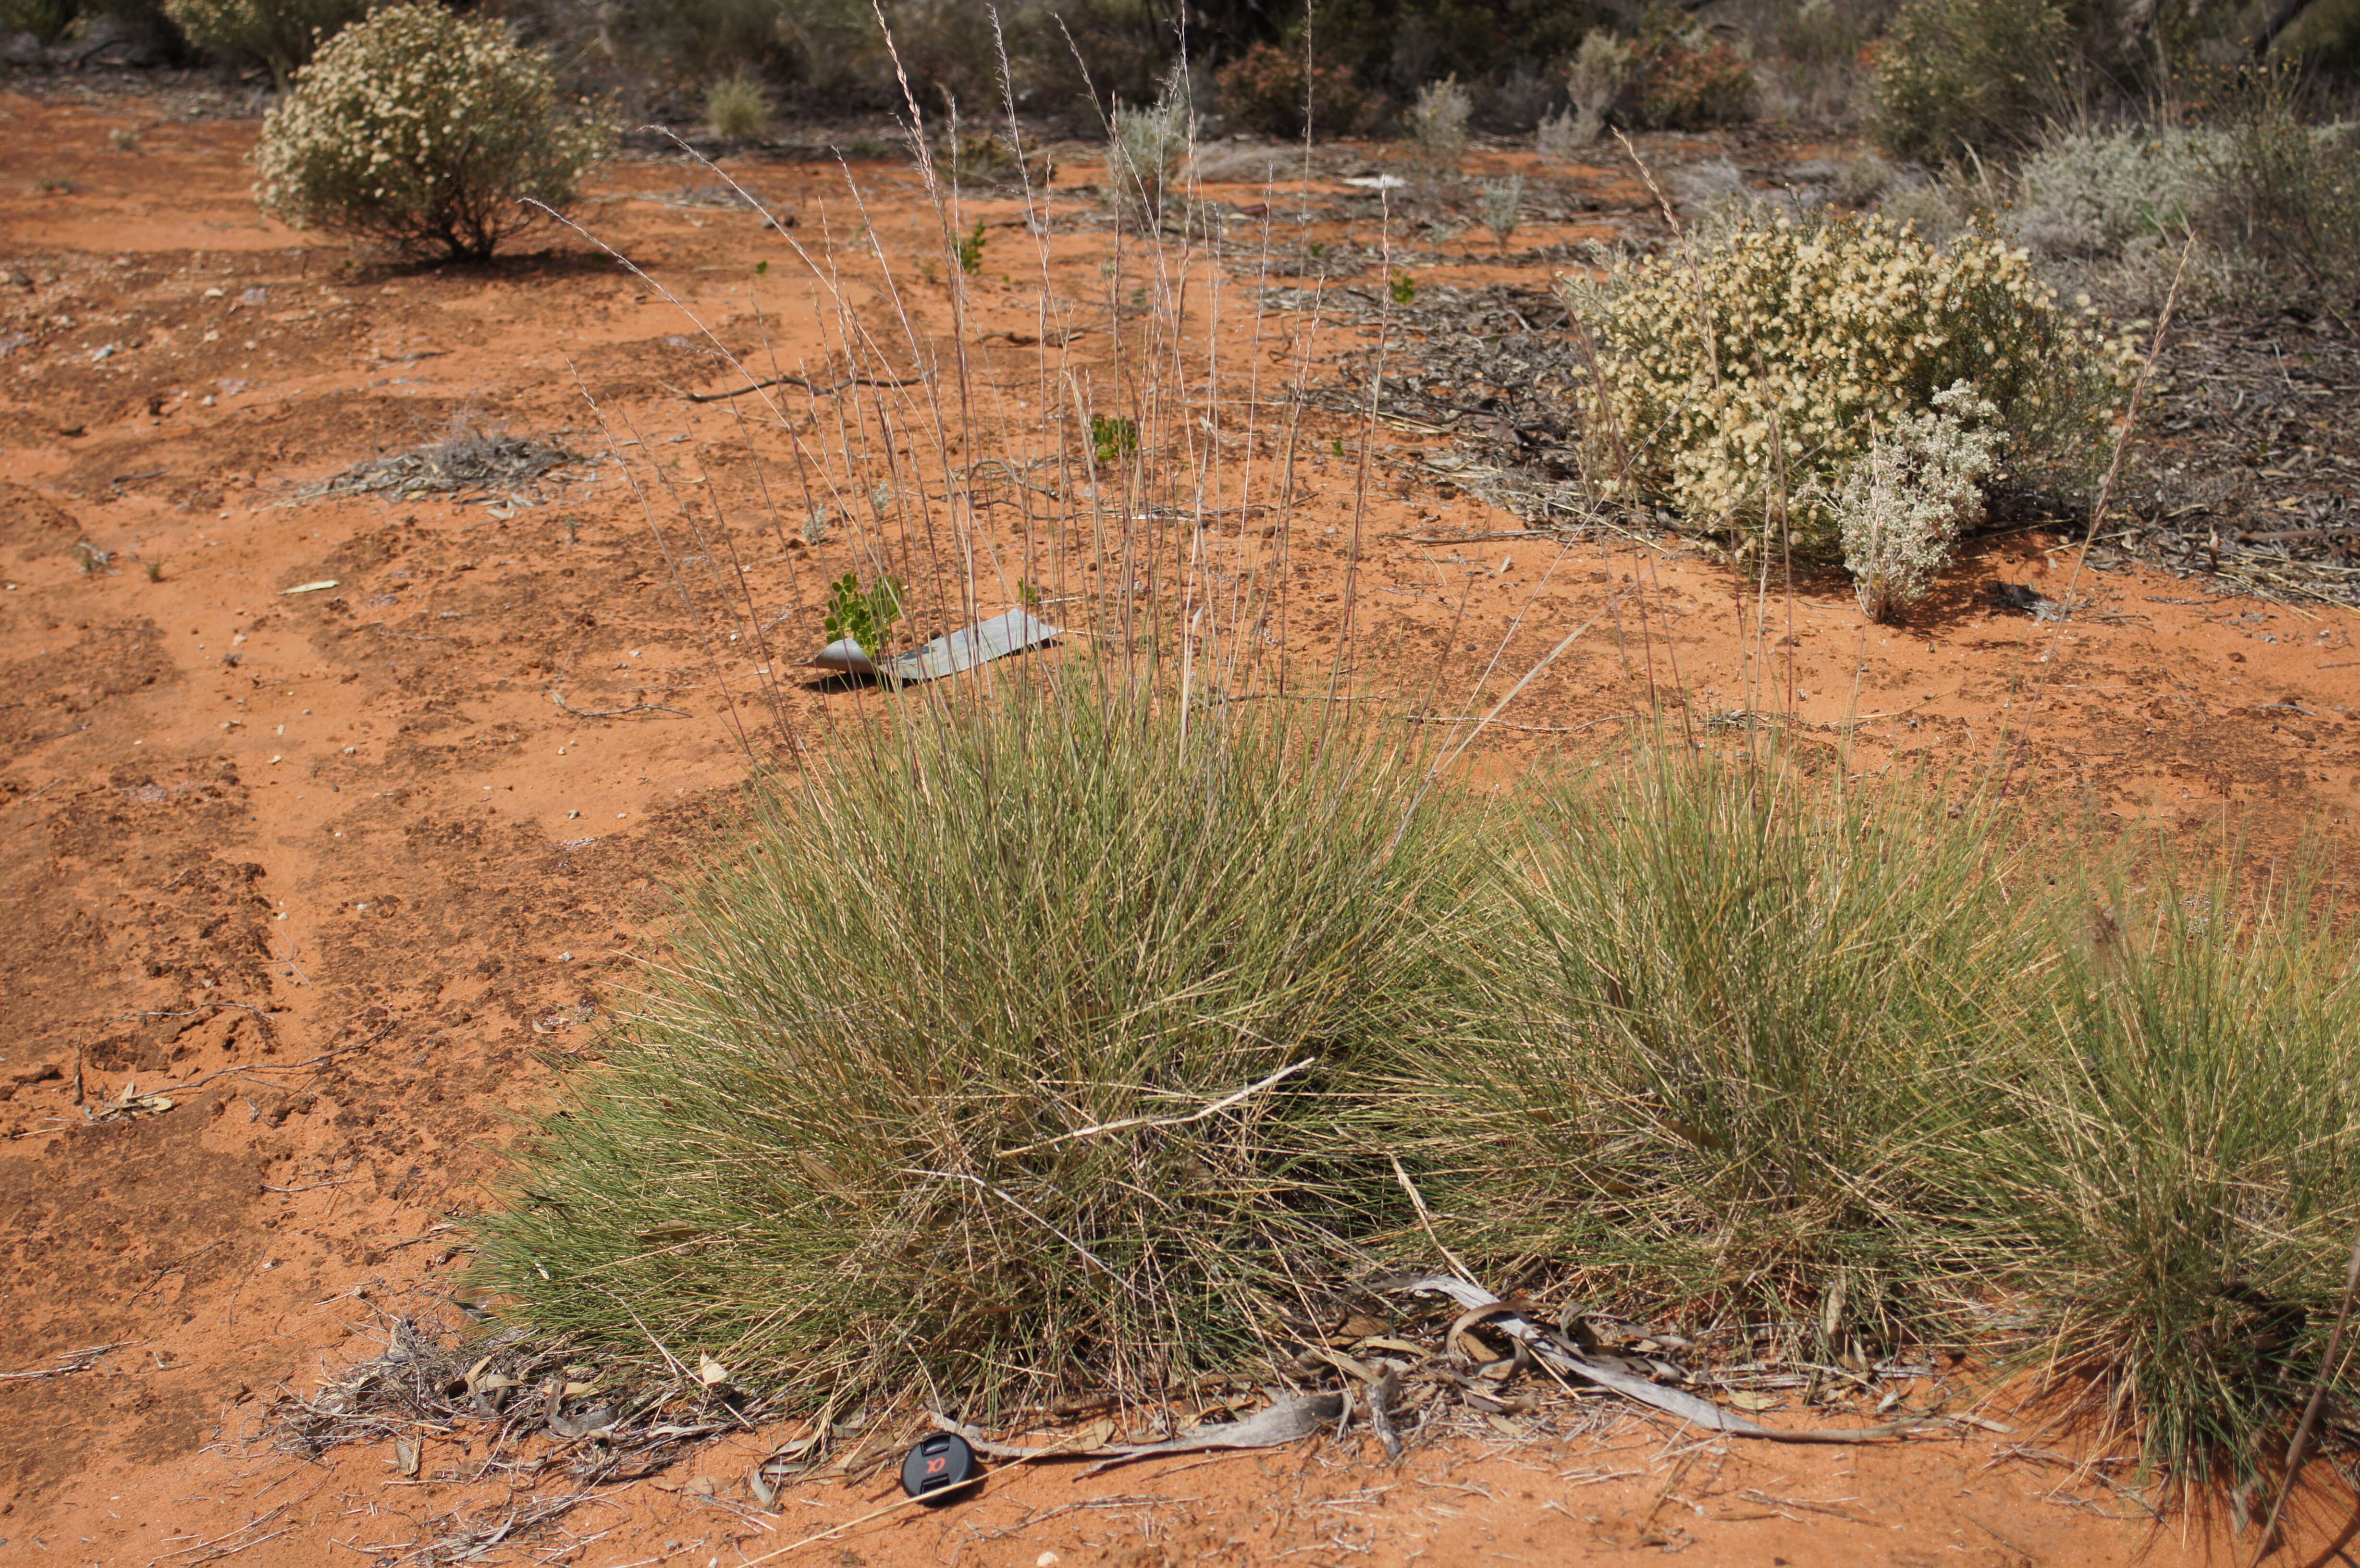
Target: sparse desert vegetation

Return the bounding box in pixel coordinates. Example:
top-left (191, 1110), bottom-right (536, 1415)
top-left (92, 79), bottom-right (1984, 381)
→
top-left (5, 0), bottom-right (2360, 1561)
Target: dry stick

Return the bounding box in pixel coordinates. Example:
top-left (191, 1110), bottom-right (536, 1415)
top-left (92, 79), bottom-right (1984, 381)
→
top-left (1407, 713), bottom-right (1635, 736)
top-left (1433, 597), bottom-right (1623, 776)
top-left (996, 1058), bottom-right (1316, 1159)
top-left (683, 371), bottom-right (929, 404)
top-left (2033, 236), bottom-right (2194, 708)
top-left (2249, 1228), bottom-right (2360, 1566)
top-left (1390, 1155), bottom-right (1477, 1286)
top-left (738, 1474), bottom-right (986, 1565)
top-left (548, 692), bottom-right (689, 720)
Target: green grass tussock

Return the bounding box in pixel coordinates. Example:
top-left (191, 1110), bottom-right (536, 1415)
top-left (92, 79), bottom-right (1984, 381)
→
top-left (475, 686), bottom-right (2360, 1484)
top-left (1977, 854), bottom-right (2360, 1487)
top-left (1399, 747), bottom-right (2047, 1350)
top-left (471, 676), bottom-right (1493, 1418)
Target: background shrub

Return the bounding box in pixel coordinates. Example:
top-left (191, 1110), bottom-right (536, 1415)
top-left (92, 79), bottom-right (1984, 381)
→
top-left (1299, 0), bottom-right (1605, 121)
top-left (254, 3), bottom-right (615, 261)
top-left (2205, 105), bottom-right (2360, 290)
top-left (1869, 0), bottom-right (2069, 162)
top-left (1758, 0), bottom-right (1883, 125)
top-left (0, 0), bottom-right (78, 41)
top-left (704, 70), bottom-right (769, 140)
top-left (1557, 28), bottom-right (1630, 146)
top-left (163, 0), bottom-right (361, 86)
top-left (1109, 68), bottom-right (1194, 230)
top-left (1215, 39), bottom-right (1369, 138)
top-left (470, 680), bottom-right (1489, 1412)
top-left (1404, 73), bottom-right (1474, 166)
top-left (1631, 11), bottom-right (1755, 129)
top-left (1564, 213), bottom-right (2132, 560)
top-left (2009, 128), bottom-right (2224, 257)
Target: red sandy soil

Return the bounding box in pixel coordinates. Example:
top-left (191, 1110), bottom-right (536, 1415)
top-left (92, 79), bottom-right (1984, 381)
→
top-left (2, 84), bottom-right (2358, 1567)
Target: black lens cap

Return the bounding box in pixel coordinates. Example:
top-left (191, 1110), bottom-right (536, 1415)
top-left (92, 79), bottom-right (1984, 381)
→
top-left (899, 1431), bottom-right (977, 1505)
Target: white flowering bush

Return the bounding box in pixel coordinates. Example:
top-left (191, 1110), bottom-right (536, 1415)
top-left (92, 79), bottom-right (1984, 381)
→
top-left (1838, 383), bottom-right (2005, 623)
top-left (1564, 214), bottom-right (2134, 561)
top-left (254, 4), bottom-right (615, 262)
top-left (164, 0), bottom-right (367, 88)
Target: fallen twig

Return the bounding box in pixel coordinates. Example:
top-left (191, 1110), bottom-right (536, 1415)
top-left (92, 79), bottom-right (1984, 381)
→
top-left (548, 690), bottom-right (690, 720)
top-left (683, 371), bottom-right (930, 404)
top-left (995, 1058), bottom-right (1317, 1158)
top-left (1404, 713), bottom-right (1634, 735)
top-left (0, 1342), bottom-right (125, 1381)
top-left (2250, 1227), bottom-right (2360, 1565)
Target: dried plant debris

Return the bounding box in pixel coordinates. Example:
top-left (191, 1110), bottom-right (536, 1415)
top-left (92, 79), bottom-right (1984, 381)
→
top-left (299, 424), bottom-right (581, 504)
top-left (267, 1264), bottom-right (1972, 1561)
top-left (270, 1309), bottom-right (769, 1498)
top-left (1315, 283), bottom-right (1597, 527)
top-left (2106, 309), bottom-right (2360, 607)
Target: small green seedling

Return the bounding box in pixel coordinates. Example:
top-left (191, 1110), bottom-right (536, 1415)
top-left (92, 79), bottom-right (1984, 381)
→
top-left (1389, 272), bottom-right (1416, 306)
top-left (823, 571), bottom-right (905, 664)
top-left (754, 259), bottom-right (769, 277)
top-left (957, 220), bottom-right (986, 275)
top-left (145, 559), bottom-right (164, 582)
top-left (1016, 577), bottom-right (1044, 611)
top-left (1091, 415), bottom-right (1140, 468)
top-left (1332, 438), bottom-right (1347, 458)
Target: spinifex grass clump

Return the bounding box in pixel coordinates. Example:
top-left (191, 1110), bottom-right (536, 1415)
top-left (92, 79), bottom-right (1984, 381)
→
top-left (472, 678), bottom-right (1488, 1416)
top-left (1979, 857), bottom-right (2360, 1488)
top-left (1405, 747), bottom-right (2051, 1349)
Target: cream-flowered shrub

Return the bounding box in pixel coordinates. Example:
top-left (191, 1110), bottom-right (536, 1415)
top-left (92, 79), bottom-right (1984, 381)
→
top-left (255, 4), bottom-right (615, 262)
top-left (1562, 214), bottom-right (2134, 563)
top-left (1838, 382), bottom-right (2006, 624)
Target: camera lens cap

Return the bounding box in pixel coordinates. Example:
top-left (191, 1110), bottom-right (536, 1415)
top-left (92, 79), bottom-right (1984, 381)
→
top-left (899, 1431), bottom-right (977, 1505)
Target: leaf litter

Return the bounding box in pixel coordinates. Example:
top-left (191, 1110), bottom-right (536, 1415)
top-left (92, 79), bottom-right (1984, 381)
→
top-left (267, 1262), bottom-right (1970, 1562)
top-left (295, 419), bottom-right (583, 505)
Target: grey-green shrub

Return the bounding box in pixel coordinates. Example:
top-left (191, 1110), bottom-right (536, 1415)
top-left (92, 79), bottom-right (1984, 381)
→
top-left (2010, 128), bottom-right (2223, 257)
top-left (164, 0), bottom-right (363, 86)
top-left (1839, 382), bottom-right (2007, 624)
top-left (1869, 0), bottom-right (2069, 163)
top-left (470, 678), bottom-right (1490, 1413)
top-left (1109, 68), bottom-right (1194, 231)
top-left (253, 4), bottom-right (615, 261)
top-left (1405, 74), bottom-right (1473, 169)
